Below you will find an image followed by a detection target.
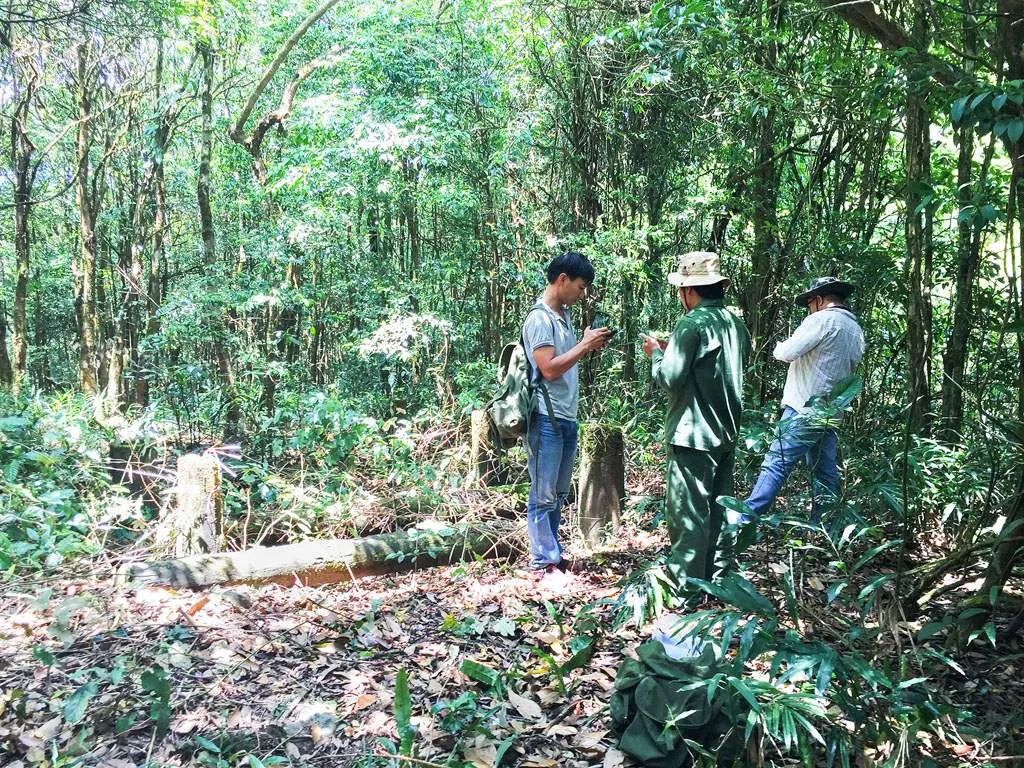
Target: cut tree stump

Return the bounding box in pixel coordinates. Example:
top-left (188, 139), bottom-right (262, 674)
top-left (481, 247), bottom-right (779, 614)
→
top-left (467, 409), bottom-right (503, 487)
top-left (158, 452), bottom-right (223, 557)
top-left (117, 522), bottom-right (518, 589)
top-left (577, 423), bottom-right (625, 545)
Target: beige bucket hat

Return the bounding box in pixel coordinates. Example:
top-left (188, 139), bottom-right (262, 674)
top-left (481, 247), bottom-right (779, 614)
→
top-left (667, 251), bottom-right (731, 288)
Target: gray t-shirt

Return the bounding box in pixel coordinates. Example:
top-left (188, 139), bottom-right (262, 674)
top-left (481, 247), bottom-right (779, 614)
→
top-left (522, 300), bottom-right (579, 421)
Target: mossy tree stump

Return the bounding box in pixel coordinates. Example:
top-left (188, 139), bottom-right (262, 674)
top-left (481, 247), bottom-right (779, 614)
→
top-left (577, 423), bottom-right (625, 545)
top-left (163, 452), bottom-right (223, 556)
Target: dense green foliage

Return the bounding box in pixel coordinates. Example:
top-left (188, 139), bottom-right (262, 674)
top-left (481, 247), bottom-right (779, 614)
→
top-left (2, 0), bottom-right (1024, 763)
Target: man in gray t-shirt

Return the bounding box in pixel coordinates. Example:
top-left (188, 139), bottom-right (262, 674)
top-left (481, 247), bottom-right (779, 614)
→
top-left (522, 252), bottom-right (610, 575)
top-left (523, 303), bottom-right (580, 420)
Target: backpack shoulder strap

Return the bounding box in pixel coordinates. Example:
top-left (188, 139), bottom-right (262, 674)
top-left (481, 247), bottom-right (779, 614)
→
top-left (521, 304), bottom-right (558, 424)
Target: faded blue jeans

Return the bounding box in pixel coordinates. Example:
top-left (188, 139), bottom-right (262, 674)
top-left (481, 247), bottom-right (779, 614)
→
top-left (744, 407), bottom-right (840, 523)
top-left (526, 412), bottom-right (578, 568)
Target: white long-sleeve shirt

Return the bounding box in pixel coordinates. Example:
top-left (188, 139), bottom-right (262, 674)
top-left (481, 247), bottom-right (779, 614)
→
top-left (774, 306), bottom-right (864, 413)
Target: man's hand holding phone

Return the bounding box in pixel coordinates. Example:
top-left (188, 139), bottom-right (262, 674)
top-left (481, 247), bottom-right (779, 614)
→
top-left (582, 325), bottom-right (613, 352)
top-left (640, 331), bottom-right (668, 358)
top-left (587, 313), bottom-right (618, 351)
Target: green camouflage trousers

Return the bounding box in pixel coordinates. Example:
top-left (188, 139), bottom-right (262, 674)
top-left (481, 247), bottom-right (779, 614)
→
top-left (664, 444), bottom-right (737, 605)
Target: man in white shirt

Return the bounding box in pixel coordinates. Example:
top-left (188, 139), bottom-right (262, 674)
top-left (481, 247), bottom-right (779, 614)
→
top-left (744, 277), bottom-right (865, 523)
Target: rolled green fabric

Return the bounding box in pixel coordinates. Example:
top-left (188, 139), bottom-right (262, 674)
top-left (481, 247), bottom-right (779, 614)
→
top-left (610, 641), bottom-right (743, 767)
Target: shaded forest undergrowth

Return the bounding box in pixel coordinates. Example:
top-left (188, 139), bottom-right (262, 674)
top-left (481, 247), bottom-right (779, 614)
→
top-left (3, 393), bottom-right (1024, 766)
top-left (2, 508), bottom-right (1023, 767)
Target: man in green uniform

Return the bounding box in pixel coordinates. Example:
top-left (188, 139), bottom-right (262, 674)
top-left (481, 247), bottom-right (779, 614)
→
top-left (642, 251), bottom-right (750, 608)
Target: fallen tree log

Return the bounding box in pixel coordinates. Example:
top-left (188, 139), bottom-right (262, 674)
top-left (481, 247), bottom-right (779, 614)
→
top-left (117, 522), bottom-right (520, 589)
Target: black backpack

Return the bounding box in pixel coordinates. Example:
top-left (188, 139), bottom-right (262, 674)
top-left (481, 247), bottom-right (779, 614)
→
top-left (485, 306), bottom-right (557, 446)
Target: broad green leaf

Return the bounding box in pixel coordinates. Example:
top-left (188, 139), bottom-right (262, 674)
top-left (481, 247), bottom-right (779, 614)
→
top-left (851, 540), bottom-right (901, 573)
top-left (856, 574), bottom-right (892, 602)
top-left (950, 96), bottom-right (968, 124)
top-left (460, 659), bottom-right (501, 688)
top-left (917, 621), bottom-right (949, 641)
top-left (815, 656), bottom-right (834, 696)
top-left (826, 581), bottom-right (847, 605)
top-left (729, 677), bottom-right (761, 713)
top-left (896, 676), bottom-right (929, 689)
top-left (983, 621), bottom-right (996, 648)
top-left (958, 607), bottom-right (988, 621)
top-left (561, 636), bottom-right (594, 674)
top-left (827, 374), bottom-right (862, 409)
top-left (64, 682), bottom-right (98, 725)
top-left (494, 734), bottom-right (517, 765)
top-left (194, 735), bottom-right (221, 753)
top-left (688, 574), bottom-right (776, 618)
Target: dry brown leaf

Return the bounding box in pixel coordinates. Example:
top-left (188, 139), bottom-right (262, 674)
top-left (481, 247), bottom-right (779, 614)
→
top-left (546, 723), bottom-right (578, 736)
top-left (507, 689), bottom-right (543, 720)
top-left (807, 576), bottom-right (825, 591)
top-left (574, 729), bottom-right (608, 750)
top-left (310, 721), bottom-right (335, 745)
top-left (33, 716), bottom-right (62, 741)
top-left (226, 706), bottom-right (253, 729)
top-left (463, 739), bottom-right (497, 767)
top-left (521, 759), bottom-right (558, 767)
top-left (533, 630), bottom-right (561, 645)
top-left (352, 693), bottom-right (377, 712)
top-left (537, 686), bottom-right (563, 706)
top-left (603, 747), bottom-right (626, 768)
top-left (170, 711), bottom-right (206, 734)
top-left (185, 595), bottom-right (209, 616)
top-left (19, 732), bottom-right (42, 749)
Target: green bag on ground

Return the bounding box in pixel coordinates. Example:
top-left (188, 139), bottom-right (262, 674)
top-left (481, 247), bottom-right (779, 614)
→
top-left (610, 641), bottom-right (742, 768)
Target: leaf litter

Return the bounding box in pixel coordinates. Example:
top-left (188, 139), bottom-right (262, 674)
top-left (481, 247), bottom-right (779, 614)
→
top-left (0, 523), bottom-right (1021, 767)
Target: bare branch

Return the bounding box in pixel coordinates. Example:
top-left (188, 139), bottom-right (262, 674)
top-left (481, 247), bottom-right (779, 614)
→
top-left (816, 0), bottom-right (966, 86)
top-left (227, 0), bottom-right (343, 145)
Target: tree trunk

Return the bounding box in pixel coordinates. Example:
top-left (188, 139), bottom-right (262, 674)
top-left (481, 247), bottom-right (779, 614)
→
top-left (577, 423), bottom-right (625, 545)
top-left (940, 131), bottom-right (991, 441)
top-left (742, 0), bottom-right (783, 403)
top-left (117, 522), bottom-right (518, 589)
top-left (0, 304), bottom-right (12, 386)
top-left (197, 40), bottom-right (216, 265)
top-left (11, 68), bottom-right (35, 395)
top-left (904, 6), bottom-right (933, 436)
top-left (746, 104), bottom-right (780, 400)
top-left (938, 2), bottom-right (985, 442)
top-left (467, 409), bottom-right (503, 487)
top-left (958, 477), bottom-right (1024, 645)
top-left (74, 41), bottom-right (100, 395)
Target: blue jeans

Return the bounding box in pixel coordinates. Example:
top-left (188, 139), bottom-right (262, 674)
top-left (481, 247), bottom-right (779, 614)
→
top-left (744, 407), bottom-right (840, 522)
top-left (526, 413), bottom-right (578, 568)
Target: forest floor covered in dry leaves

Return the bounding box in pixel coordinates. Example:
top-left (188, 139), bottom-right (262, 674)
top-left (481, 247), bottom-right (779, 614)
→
top-left (2, 518), bottom-right (1023, 768)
